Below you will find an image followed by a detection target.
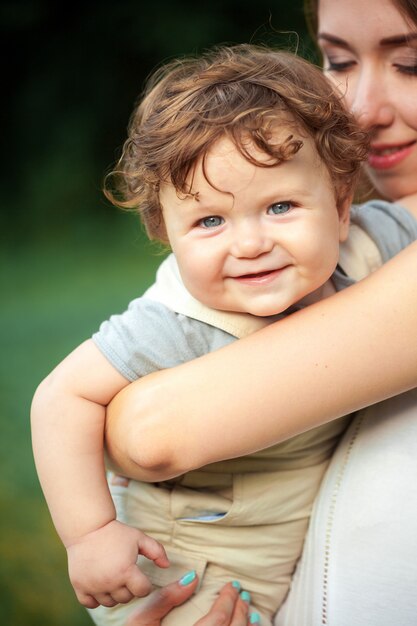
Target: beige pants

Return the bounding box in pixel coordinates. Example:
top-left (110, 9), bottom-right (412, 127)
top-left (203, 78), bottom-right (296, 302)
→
top-left (88, 461), bottom-right (329, 626)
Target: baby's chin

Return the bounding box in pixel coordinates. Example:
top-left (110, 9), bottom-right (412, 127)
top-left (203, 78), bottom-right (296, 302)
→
top-left (190, 290), bottom-right (295, 318)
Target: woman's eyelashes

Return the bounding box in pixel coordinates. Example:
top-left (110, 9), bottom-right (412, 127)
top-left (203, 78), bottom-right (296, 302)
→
top-left (392, 46), bottom-right (417, 75)
top-left (320, 48), bottom-right (355, 73)
top-left (322, 55), bottom-right (355, 74)
top-left (321, 49), bottom-right (417, 77)
top-left (325, 60), bottom-right (355, 73)
top-left (393, 60), bottom-right (417, 76)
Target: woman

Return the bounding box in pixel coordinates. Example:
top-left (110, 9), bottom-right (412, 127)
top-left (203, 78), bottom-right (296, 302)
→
top-left (104, 0), bottom-right (417, 624)
top-left (274, 2), bottom-right (417, 625)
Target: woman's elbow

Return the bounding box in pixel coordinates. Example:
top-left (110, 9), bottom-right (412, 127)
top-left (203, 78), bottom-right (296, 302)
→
top-left (104, 401), bottom-right (181, 481)
top-left (104, 373), bottom-right (196, 481)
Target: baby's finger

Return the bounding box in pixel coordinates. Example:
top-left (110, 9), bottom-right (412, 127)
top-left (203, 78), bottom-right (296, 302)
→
top-left (75, 591), bottom-right (99, 609)
top-left (109, 586), bottom-right (134, 604)
top-left (126, 565), bottom-right (153, 597)
top-left (94, 592), bottom-right (117, 608)
top-left (138, 534), bottom-right (170, 568)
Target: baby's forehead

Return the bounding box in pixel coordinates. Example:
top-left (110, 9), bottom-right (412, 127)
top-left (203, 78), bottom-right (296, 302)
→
top-left (158, 110), bottom-right (330, 204)
top-left (161, 130), bottom-right (331, 206)
top-left (202, 122), bottom-right (318, 171)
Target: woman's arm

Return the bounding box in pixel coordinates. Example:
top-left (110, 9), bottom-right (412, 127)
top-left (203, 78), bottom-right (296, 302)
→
top-left (105, 240), bottom-right (417, 481)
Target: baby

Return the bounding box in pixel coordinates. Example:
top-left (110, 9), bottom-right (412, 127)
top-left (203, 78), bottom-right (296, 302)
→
top-left (31, 44), bottom-right (417, 625)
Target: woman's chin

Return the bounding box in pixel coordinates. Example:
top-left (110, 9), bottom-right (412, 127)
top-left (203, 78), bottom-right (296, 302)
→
top-left (366, 167), bottom-right (417, 204)
top-left (393, 192), bottom-right (417, 217)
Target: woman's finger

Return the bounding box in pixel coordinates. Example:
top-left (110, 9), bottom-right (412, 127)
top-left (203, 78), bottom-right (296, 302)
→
top-left (125, 576), bottom-right (253, 626)
top-left (232, 597), bottom-right (253, 625)
top-left (126, 571), bottom-right (199, 626)
top-left (195, 583), bottom-right (249, 626)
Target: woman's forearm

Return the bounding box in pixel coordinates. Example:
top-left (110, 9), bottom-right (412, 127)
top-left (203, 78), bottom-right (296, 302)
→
top-left (105, 240), bottom-right (417, 480)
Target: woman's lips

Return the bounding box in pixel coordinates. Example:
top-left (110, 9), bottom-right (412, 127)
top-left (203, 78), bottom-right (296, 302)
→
top-left (367, 141), bottom-right (416, 170)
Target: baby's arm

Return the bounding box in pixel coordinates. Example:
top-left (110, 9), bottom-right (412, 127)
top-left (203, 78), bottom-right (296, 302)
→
top-left (31, 339), bottom-right (169, 609)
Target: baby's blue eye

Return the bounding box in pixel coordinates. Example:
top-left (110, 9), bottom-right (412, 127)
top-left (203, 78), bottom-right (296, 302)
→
top-left (199, 216), bottom-right (224, 228)
top-left (268, 202), bottom-right (292, 215)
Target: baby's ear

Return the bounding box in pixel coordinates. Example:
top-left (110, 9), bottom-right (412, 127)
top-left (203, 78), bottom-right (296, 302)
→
top-left (337, 192), bottom-right (352, 242)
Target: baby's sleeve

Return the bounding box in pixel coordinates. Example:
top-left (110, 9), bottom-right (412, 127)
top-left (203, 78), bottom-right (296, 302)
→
top-left (92, 298), bottom-right (235, 381)
top-left (350, 200), bottom-right (417, 261)
top-left (92, 298), bottom-right (198, 381)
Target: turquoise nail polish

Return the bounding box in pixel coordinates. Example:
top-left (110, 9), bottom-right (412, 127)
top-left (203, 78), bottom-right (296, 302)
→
top-left (232, 580), bottom-right (241, 591)
top-left (240, 590), bottom-right (251, 603)
top-left (250, 612), bottom-right (261, 624)
top-left (179, 570), bottom-right (196, 586)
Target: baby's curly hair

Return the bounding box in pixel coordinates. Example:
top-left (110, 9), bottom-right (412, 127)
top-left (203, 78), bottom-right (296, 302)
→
top-left (105, 44), bottom-right (369, 242)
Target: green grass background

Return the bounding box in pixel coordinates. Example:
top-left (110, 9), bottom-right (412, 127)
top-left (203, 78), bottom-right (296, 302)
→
top-left (1, 217), bottom-right (167, 625)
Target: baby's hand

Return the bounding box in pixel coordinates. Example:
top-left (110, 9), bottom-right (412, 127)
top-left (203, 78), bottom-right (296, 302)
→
top-left (66, 519), bottom-right (169, 609)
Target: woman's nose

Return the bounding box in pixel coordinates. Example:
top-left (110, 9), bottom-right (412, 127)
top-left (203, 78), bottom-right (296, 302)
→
top-left (348, 69), bottom-right (395, 130)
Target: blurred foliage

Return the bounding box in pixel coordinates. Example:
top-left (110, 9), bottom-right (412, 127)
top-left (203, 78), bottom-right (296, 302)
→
top-left (1, 223), bottom-right (166, 625)
top-left (1, 1), bottom-right (313, 623)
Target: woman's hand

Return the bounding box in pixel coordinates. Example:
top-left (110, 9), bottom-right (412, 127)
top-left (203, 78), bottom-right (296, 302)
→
top-left (125, 576), bottom-right (253, 626)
